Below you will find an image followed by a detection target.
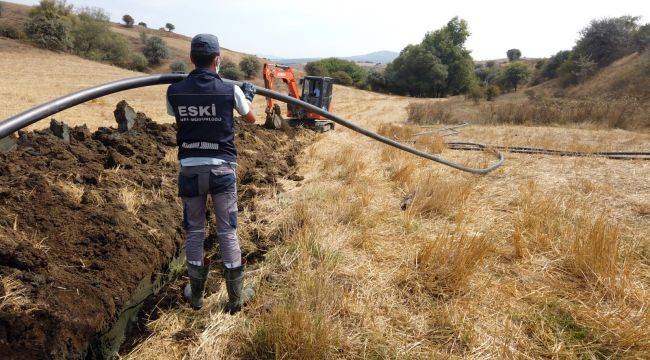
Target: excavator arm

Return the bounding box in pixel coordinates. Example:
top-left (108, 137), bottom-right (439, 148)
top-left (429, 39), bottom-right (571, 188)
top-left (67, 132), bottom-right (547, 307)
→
top-left (261, 63), bottom-right (334, 131)
top-left (263, 63), bottom-right (301, 118)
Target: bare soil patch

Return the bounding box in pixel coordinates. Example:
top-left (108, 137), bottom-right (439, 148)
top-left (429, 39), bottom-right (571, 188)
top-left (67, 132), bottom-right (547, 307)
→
top-left (0, 111), bottom-right (311, 359)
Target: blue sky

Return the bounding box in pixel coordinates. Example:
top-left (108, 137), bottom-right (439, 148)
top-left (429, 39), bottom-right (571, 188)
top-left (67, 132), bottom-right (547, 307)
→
top-left (12, 0), bottom-right (650, 60)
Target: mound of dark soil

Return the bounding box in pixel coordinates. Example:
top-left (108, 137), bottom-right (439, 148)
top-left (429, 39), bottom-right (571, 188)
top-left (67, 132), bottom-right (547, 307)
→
top-left (0, 111), bottom-right (310, 359)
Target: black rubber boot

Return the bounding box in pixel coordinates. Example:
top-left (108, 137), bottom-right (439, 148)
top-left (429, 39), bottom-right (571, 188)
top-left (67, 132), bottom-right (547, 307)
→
top-left (184, 260), bottom-right (210, 310)
top-left (223, 265), bottom-right (255, 314)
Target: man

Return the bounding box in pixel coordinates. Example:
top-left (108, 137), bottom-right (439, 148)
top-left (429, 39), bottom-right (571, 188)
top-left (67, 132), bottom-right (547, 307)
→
top-left (166, 34), bottom-right (256, 313)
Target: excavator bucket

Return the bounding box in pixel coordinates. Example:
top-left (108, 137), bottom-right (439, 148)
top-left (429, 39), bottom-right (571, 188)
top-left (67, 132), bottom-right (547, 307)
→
top-left (264, 104), bottom-right (285, 130)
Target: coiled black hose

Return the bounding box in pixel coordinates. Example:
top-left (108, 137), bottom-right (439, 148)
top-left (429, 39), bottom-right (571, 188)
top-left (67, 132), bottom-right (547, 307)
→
top-left (0, 74), bottom-right (504, 174)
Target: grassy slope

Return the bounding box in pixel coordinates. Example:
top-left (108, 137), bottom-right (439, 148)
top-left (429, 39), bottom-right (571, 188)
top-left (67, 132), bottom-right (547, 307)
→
top-left (0, 38), bottom-right (175, 126)
top-left (0, 1), bottom-right (29, 28)
top-left (109, 25), bottom-right (258, 74)
top-left (0, 1), bottom-right (267, 74)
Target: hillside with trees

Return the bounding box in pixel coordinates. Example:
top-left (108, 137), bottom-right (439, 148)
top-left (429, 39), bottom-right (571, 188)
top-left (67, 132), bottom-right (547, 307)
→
top-left (0, 0), bottom-right (264, 77)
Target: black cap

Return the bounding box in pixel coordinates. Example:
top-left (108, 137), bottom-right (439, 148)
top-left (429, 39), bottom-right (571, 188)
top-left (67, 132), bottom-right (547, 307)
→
top-left (191, 34), bottom-right (220, 56)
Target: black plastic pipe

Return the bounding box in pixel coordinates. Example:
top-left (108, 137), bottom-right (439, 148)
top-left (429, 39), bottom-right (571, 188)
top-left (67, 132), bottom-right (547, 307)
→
top-left (0, 74), bottom-right (504, 174)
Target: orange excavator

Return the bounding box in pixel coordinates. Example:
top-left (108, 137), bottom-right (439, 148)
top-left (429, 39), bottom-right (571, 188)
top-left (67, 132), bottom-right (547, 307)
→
top-left (262, 63), bottom-right (335, 132)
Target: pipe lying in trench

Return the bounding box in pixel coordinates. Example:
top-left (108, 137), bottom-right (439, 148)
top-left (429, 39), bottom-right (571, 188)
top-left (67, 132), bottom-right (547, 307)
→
top-left (0, 73), bottom-right (504, 174)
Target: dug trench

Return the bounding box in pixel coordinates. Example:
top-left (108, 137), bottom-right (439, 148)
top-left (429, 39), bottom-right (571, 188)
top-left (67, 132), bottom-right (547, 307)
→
top-left (0, 105), bottom-right (312, 359)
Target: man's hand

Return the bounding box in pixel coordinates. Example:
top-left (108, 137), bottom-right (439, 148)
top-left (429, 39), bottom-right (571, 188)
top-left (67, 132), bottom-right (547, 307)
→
top-left (239, 82), bottom-right (256, 103)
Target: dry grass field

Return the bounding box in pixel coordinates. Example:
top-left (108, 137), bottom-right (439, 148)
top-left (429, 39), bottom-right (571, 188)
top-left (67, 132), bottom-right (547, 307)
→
top-left (125, 89), bottom-right (649, 358)
top-left (0, 38), bottom-right (174, 127)
top-left (1, 34), bottom-right (649, 358)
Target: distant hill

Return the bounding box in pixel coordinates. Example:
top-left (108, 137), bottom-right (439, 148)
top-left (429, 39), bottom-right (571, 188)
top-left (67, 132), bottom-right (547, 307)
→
top-left (275, 50), bottom-right (399, 65)
top-left (345, 51), bottom-right (399, 64)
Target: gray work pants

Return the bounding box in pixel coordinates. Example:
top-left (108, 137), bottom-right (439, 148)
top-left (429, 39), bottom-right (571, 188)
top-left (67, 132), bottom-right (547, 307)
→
top-left (178, 164), bottom-right (240, 267)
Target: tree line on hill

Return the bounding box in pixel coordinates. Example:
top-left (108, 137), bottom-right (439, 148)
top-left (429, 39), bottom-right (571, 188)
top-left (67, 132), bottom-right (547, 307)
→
top-left (304, 16), bottom-right (649, 100)
top-left (0, 0), bottom-right (264, 79)
top-left (0, 0), bottom-right (168, 71)
top-left (121, 13), bottom-right (174, 33)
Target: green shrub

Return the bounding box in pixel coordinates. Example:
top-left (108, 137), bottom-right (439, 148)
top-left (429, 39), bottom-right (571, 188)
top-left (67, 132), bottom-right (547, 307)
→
top-left (306, 58), bottom-right (367, 87)
top-left (332, 70), bottom-right (353, 86)
top-left (29, 0), bottom-right (72, 18)
top-left (239, 55), bottom-right (261, 79)
top-left (129, 53), bottom-right (148, 71)
top-left (165, 23), bottom-right (175, 32)
top-left (507, 48), bottom-right (522, 62)
top-left (0, 24), bottom-right (22, 39)
top-left (143, 36), bottom-right (169, 65)
top-left (24, 14), bottom-right (71, 51)
top-left (485, 85), bottom-right (500, 101)
top-left (467, 84), bottom-right (485, 103)
top-left (170, 60), bottom-right (188, 73)
top-left (70, 8), bottom-right (132, 67)
top-left (634, 24), bottom-right (650, 51)
top-left (139, 30), bottom-right (147, 43)
top-left (138, 22), bottom-right (147, 28)
top-left (220, 60), bottom-right (244, 80)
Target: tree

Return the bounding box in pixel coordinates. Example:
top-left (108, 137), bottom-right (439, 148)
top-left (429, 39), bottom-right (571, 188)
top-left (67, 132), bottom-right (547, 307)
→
top-left (165, 23), bottom-right (175, 32)
top-left (385, 44), bottom-right (448, 97)
top-left (170, 60), bottom-right (188, 73)
top-left (366, 70), bottom-right (387, 92)
top-left (420, 17), bottom-right (476, 95)
top-left (142, 36), bottom-right (169, 65)
top-left (574, 16), bottom-right (639, 67)
top-left (498, 62), bottom-right (531, 91)
top-left (304, 61), bottom-right (325, 76)
top-left (138, 22), bottom-right (147, 28)
top-left (122, 14), bottom-right (134, 28)
top-left (507, 48), bottom-right (522, 62)
top-left (540, 50), bottom-right (571, 80)
top-left (239, 55), bottom-right (261, 79)
top-left (332, 70), bottom-right (353, 86)
top-left (24, 1), bottom-right (72, 51)
top-left (219, 60), bottom-right (244, 80)
top-left (475, 64), bottom-right (500, 85)
top-left (305, 58), bottom-right (368, 88)
top-left (384, 17), bottom-right (474, 97)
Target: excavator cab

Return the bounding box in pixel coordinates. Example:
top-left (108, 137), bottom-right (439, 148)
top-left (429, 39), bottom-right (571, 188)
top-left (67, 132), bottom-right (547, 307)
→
top-left (262, 63), bottom-right (335, 132)
top-left (301, 76), bottom-right (333, 112)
